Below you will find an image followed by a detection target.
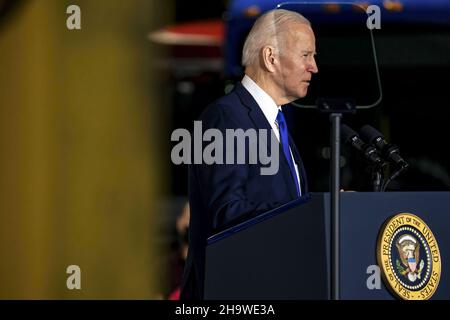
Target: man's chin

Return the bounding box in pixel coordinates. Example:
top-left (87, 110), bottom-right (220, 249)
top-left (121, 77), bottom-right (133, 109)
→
top-left (297, 90), bottom-right (308, 99)
top-left (285, 90), bottom-right (308, 103)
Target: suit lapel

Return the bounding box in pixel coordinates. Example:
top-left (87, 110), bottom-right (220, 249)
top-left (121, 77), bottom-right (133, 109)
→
top-left (234, 83), bottom-right (272, 132)
top-left (234, 83), bottom-right (298, 199)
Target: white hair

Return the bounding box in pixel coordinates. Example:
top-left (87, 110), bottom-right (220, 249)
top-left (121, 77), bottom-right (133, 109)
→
top-left (241, 9), bottom-right (311, 67)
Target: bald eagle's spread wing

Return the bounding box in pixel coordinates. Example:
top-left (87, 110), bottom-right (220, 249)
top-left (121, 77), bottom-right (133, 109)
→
top-left (396, 242), bottom-right (408, 267)
top-left (415, 245), bottom-right (420, 266)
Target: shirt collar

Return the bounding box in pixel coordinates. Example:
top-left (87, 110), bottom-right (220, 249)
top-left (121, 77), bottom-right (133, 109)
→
top-left (241, 75), bottom-right (281, 127)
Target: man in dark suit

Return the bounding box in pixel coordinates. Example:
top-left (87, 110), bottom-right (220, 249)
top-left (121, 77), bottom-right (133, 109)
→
top-left (180, 8), bottom-right (318, 300)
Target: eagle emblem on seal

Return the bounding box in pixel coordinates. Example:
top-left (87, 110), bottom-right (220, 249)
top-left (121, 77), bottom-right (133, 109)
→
top-left (395, 234), bottom-right (425, 282)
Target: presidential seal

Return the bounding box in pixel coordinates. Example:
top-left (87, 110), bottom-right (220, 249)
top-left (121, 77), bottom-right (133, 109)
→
top-left (377, 213), bottom-right (441, 300)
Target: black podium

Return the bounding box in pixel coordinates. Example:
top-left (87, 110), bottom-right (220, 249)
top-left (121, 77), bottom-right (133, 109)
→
top-left (204, 192), bottom-right (450, 299)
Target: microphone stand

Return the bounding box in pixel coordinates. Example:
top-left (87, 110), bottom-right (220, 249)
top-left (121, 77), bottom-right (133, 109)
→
top-left (317, 98), bottom-right (355, 300)
top-left (371, 161), bottom-right (387, 192)
top-left (372, 169), bottom-right (383, 192)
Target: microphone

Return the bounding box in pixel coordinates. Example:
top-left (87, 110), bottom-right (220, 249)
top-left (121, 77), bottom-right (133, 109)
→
top-left (359, 125), bottom-right (409, 169)
top-left (341, 124), bottom-right (386, 168)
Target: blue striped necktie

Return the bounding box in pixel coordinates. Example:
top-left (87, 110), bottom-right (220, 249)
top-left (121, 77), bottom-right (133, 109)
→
top-left (276, 110), bottom-right (301, 197)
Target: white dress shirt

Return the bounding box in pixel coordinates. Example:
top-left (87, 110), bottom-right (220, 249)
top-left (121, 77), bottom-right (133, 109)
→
top-left (241, 75), bottom-right (302, 195)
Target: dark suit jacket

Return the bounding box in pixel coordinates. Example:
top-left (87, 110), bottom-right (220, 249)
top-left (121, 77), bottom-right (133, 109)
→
top-left (180, 83), bottom-right (307, 300)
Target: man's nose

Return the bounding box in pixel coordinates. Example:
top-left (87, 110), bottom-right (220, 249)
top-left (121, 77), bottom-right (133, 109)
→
top-left (309, 58), bottom-right (318, 74)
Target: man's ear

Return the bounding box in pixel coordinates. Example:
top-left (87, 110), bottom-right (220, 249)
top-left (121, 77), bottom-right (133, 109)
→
top-left (261, 46), bottom-right (277, 73)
